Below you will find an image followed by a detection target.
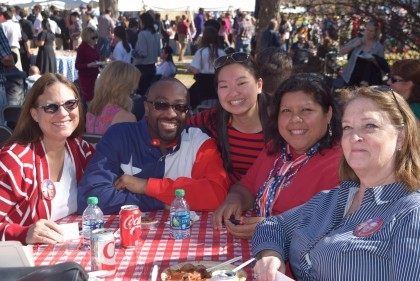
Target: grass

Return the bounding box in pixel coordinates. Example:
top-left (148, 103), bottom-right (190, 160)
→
top-left (174, 56), bottom-right (195, 88)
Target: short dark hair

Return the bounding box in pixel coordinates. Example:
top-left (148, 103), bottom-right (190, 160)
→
top-left (267, 73), bottom-right (342, 154)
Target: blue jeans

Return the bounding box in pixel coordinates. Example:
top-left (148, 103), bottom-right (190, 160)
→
top-left (97, 37), bottom-right (111, 59)
top-left (235, 39), bottom-right (251, 54)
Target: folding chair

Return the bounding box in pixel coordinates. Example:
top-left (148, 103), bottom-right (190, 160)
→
top-left (2, 105), bottom-right (21, 131)
top-left (82, 133), bottom-right (102, 145)
top-left (0, 125), bottom-right (12, 146)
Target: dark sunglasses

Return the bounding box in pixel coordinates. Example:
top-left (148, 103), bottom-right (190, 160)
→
top-left (214, 52), bottom-right (250, 70)
top-left (146, 100), bottom-right (189, 114)
top-left (389, 76), bottom-right (406, 83)
top-left (370, 85), bottom-right (405, 123)
top-left (91, 36), bottom-right (98, 40)
top-left (37, 99), bottom-right (79, 114)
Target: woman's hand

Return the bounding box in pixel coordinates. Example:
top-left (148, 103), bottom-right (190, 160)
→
top-left (253, 253), bottom-right (284, 281)
top-left (87, 61), bottom-right (99, 68)
top-left (114, 175), bottom-right (147, 194)
top-left (26, 219), bottom-right (64, 245)
top-left (212, 194), bottom-right (243, 230)
top-left (224, 216), bottom-right (265, 239)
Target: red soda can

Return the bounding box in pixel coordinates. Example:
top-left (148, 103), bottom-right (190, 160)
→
top-left (119, 205), bottom-right (142, 247)
top-left (91, 229), bottom-right (115, 276)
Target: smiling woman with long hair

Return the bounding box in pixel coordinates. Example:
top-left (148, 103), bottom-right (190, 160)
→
top-left (0, 73), bottom-right (94, 245)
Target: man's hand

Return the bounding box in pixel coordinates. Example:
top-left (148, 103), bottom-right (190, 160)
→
top-left (224, 216), bottom-right (265, 239)
top-left (114, 175), bottom-right (147, 194)
top-left (26, 219), bottom-right (64, 245)
top-left (1, 54), bottom-right (14, 67)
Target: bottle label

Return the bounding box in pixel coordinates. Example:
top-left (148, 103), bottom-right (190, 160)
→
top-left (170, 211), bottom-right (190, 230)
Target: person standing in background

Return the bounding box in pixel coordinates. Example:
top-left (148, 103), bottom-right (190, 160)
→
top-left (97, 8), bottom-right (115, 59)
top-left (176, 14), bottom-right (189, 62)
top-left (1, 7), bottom-right (22, 71)
top-left (193, 8), bottom-right (205, 43)
top-left (0, 28), bottom-right (13, 114)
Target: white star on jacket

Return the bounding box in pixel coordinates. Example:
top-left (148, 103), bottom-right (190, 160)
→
top-left (120, 156), bottom-right (142, 175)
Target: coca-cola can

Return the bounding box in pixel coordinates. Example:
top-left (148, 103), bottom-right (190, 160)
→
top-left (91, 229), bottom-right (115, 276)
top-left (119, 205), bottom-right (142, 247)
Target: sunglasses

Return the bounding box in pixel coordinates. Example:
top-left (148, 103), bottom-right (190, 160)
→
top-left (370, 85), bottom-right (405, 123)
top-left (214, 52), bottom-right (250, 70)
top-left (91, 36), bottom-right (98, 40)
top-left (146, 100), bottom-right (189, 114)
top-left (389, 76), bottom-right (406, 83)
top-left (37, 99), bottom-right (79, 114)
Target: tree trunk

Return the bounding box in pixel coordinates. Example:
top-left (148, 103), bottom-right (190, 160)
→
top-left (255, 0), bottom-right (281, 53)
top-left (99, 0), bottom-right (119, 18)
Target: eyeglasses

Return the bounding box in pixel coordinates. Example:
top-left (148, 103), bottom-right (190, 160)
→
top-left (214, 52), bottom-right (250, 70)
top-left (37, 99), bottom-right (79, 114)
top-left (389, 76), bottom-right (406, 83)
top-left (146, 100), bottom-right (189, 114)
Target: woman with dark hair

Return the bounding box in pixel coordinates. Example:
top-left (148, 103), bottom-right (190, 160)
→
top-left (111, 26), bottom-right (132, 63)
top-left (212, 73), bottom-right (342, 241)
top-left (188, 26), bottom-right (226, 109)
top-left (0, 73), bottom-right (94, 244)
top-left (156, 46), bottom-right (177, 78)
top-left (133, 12), bottom-right (161, 96)
top-left (36, 19), bottom-right (56, 74)
top-left (252, 86), bottom-right (420, 281)
top-left (387, 59), bottom-right (420, 119)
top-left (189, 52), bottom-right (269, 184)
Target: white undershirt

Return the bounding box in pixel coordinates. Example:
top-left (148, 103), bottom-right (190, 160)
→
top-left (50, 150), bottom-right (77, 221)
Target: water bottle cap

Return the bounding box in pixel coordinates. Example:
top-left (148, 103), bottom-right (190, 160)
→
top-left (87, 196), bottom-right (98, 205)
top-left (175, 189), bottom-right (185, 197)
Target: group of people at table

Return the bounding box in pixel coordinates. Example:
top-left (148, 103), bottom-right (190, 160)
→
top-left (0, 50), bottom-right (419, 281)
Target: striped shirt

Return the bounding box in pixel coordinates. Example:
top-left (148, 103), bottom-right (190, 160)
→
top-left (0, 138), bottom-right (94, 243)
top-left (188, 108), bottom-right (265, 183)
top-left (252, 181), bottom-right (420, 281)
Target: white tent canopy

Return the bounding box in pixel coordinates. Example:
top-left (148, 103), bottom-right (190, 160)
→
top-left (119, 0), bottom-right (255, 12)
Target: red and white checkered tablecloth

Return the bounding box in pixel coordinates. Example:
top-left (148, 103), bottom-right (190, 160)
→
top-left (33, 211), bottom-right (252, 280)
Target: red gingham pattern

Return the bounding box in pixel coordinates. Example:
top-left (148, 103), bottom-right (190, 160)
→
top-left (33, 211), bottom-right (252, 280)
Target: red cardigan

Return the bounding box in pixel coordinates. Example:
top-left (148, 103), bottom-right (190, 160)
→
top-left (241, 144), bottom-right (342, 215)
top-left (0, 138), bottom-right (94, 243)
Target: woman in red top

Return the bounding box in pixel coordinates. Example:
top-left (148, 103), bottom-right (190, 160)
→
top-left (75, 27), bottom-right (101, 103)
top-left (213, 73), bottom-right (342, 239)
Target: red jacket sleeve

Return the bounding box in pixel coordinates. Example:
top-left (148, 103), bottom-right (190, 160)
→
top-left (0, 151), bottom-right (31, 243)
top-left (145, 138), bottom-right (230, 211)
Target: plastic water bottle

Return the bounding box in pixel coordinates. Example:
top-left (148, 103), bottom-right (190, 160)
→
top-left (82, 196), bottom-right (104, 248)
top-left (170, 189), bottom-right (190, 239)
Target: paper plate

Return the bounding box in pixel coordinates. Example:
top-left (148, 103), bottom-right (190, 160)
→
top-left (161, 261), bottom-right (247, 281)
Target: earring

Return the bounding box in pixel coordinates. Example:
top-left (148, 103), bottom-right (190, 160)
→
top-left (328, 123), bottom-right (332, 138)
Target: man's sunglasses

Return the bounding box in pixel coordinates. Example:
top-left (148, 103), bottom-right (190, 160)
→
top-left (37, 99), bottom-right (79, 114)
top-left (214, 52), bottom-right (250, 70)
top-left (389, 76), bottom-right (406, 83)
top-left (146, 100), bottom-right (189, 114)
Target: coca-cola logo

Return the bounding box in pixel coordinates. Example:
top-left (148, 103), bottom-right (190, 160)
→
top-left (122, 215), bottom-right (141, 235)
top-left (103, 241), bottom-right (115, 260)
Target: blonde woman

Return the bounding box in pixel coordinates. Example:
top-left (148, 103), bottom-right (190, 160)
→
top-left (85, 61), bottom-right (140, 134)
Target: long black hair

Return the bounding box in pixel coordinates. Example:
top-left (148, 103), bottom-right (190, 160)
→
top-left (114, 25), bottom-right (131, 53)
top-left (212, 58), bottom-right (270, 173)
top-left (140, 12), bottom-right (156, 33)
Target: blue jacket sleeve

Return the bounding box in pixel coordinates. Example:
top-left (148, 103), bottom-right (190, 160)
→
top-left (77, 124), bottom-right (164, 214)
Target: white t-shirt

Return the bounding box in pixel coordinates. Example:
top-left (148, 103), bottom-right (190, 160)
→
top-left (112, 41), bottom-right (132, 63)
top-left (156, 61), bottom-right (177, 77)
top-left (189, 47), bottom-right (226, 74)
top-left (50, 150), bottom-right (77, 221)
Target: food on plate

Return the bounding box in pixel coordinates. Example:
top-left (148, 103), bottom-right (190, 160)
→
top-left (165, 263), bottom-right (211, 280)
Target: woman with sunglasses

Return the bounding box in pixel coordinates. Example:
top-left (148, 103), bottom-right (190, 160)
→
top-left (212, 74), bottom-right (342, 247)
top-left (75, 27), bottom-right (101, 103)
top-left (0, 73), bottom-right (95, 245)
top-left (252, 87), bottom-right (420, 281)
top-left (387, 59), bottom-right (420, 120)
top-left (189, 52), bottom-right (270, 185)
top-left (86, 61), bottom-right (139, 135)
